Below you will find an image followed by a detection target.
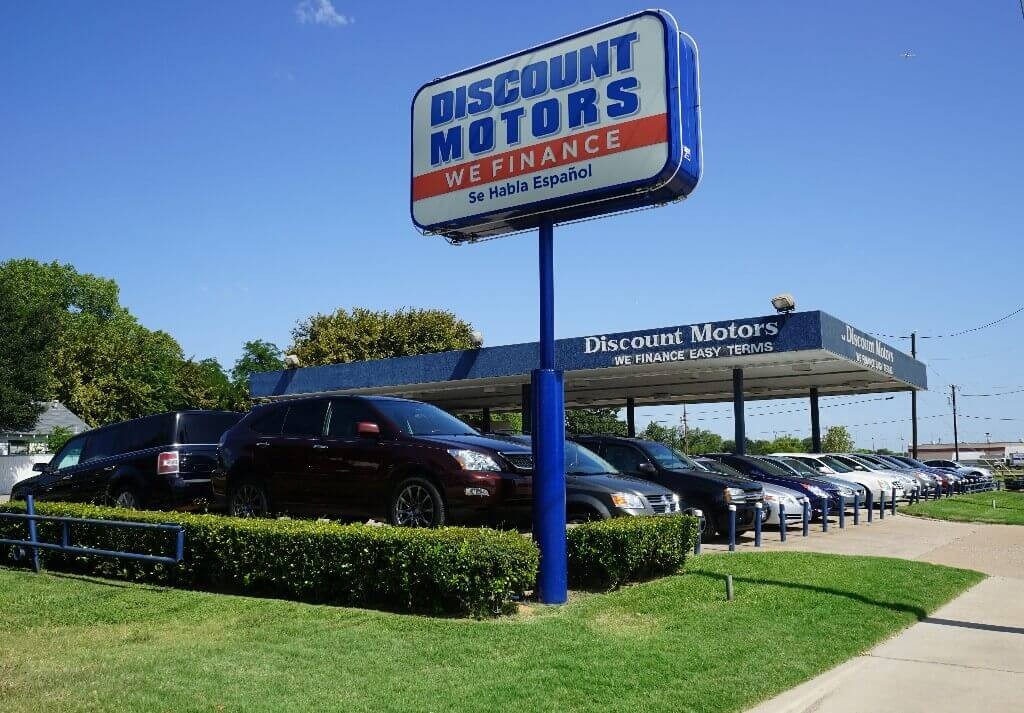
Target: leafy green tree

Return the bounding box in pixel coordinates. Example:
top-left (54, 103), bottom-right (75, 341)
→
top-left (53, 309), bottom-right (185, 426)
top-left (566, 408), bottom-right (627, 436)
top-left (683, 427), bottom-right (723, 455)
top-left (175, 358), bottom-right (241, 411)
top-left (0, 267), bottom-right (50, 430)
top-left (821, 425), bottom-right (855, 453)
top-left (290, 307), bottom-right (475, 366)
top-left (231, 340), bottom-right (285, 388)
top-left (767, 435), bottom-right (806, 453)
top-left (0, 259), bottom-right (120, 429)
top-left (639, 421), bottom-right (682, 449)
top-left (45, 426), bottom-right (74, 453)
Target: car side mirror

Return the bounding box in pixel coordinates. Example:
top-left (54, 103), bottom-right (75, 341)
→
top-left (639, 463), bottom-right (657, 475)
top-left (356, 421), bottom-right (381, 437)
top-left (32, 462), bottom-right (51, 473)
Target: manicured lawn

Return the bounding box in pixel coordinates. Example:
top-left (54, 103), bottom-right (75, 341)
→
top-left (0, 552), bottom-right (981, 713)
top-left (903, 490), bottom-right (1024, 525)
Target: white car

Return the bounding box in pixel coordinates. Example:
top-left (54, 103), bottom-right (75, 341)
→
top-left (835, 454), bottom-right (917, 499)
top-left (777, 453), bottom-right (896, 502)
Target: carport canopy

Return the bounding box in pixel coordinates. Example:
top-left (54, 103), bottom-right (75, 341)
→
top-left (250, 310), bottom-right (925, 451)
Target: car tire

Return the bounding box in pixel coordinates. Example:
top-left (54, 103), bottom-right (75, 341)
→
top-left (111, 485), bottom-right (144, 510)
top-left (696, 505), bottom-right (718, 541)
top-left (390, 477), bottom-right (446, 528)
top-left (229, 481), bottom-right (270, 518)
top-left (567, 507), bottom-right (602, 524)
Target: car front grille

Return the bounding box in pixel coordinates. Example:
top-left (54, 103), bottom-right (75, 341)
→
top-left (500, 452), bottom-right (534, 471)
top-left (647, 494), bottom-right (679, 514)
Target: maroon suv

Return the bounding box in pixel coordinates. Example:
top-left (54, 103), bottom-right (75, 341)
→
top-left (213, 395), bottom-right (533, 526)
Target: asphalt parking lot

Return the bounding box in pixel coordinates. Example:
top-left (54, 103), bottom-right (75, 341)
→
top-left (739, 513), bottom-right (1024, 713)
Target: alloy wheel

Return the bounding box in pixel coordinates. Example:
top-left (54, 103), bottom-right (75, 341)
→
top-left (114, 491), bottom-right (138, 509)
top-left (232, 484), bottom-right (267, 518)
top-left (394, 484), bottom-right (437, 527)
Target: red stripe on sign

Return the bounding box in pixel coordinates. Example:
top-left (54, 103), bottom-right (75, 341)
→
top-left (412, 113), bottom-right (668, 202)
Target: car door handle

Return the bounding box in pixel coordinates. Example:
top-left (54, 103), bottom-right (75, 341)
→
top-left (312, 444), bottom-right (328, 450)
top-left (256, 441), bottom-right (270, 448)
top-left (61, 474), bottom-right (75, 480)
top-left (103, 465), bottom-right (116, 472)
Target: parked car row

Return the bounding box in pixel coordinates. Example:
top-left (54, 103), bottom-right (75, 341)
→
top-left (13, 393), bottom-right (991, 533)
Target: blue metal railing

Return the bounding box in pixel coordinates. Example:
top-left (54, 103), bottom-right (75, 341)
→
top-left (1, 496), bottom-right (185, 573)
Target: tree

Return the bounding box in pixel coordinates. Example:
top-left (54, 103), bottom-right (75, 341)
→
top-left (566, 408), bottom-right (627, 436)
top-left (45, 426), bottom-right (74, 453)
top-left (231, 340), bottom-right (285, 389)
top-left (52, 309), bottom-right (185, 426)
top-left (767, 435), bottom-right (806, 453)
top-left (821, 425), bottom-right (855, 453)
top-left (290, 307), bottom-right (475, 366)
top-left (683, 427), bottom-right (723, 455)
top-left (0, 259), bottom-right (120, 429)
top-left (639, 421), bottom-right (682, 449)
top-left (175, 358), bottom-right (240, 411)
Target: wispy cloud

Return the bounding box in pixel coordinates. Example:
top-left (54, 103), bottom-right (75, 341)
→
top-left (295, 0), bottom-right (352, 28)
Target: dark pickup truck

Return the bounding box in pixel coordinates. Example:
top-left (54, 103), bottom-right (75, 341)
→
top-left (11, 410), bottom-right (242, 510)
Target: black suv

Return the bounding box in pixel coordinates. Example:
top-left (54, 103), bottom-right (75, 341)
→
top-left (214, 395), bottom-right (536, 526)
top-left (11, 410), bottom-right (242, 509)
top-left (490, 435), bottom-right (684, 521)
top-left (574, 436), bottom-right (763, 539)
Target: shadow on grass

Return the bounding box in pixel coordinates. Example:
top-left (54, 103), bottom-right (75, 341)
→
top-left (690, 572), bottom-right (930, 620)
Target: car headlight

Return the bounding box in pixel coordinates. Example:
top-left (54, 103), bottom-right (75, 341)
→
top-left (840, 487), bottom-right (854, 496)
top-left (724, 487), bottom-right (745, 503)
top-left (448, 449), bottom-right (501, 472)
top-left (764, 493), bottom-right (779, 502)
top-left (807, 485), bottom-right (828, 498)
top-left (610, 492), bottom-right (646, 510)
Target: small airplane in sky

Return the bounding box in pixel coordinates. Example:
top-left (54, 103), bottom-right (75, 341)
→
top-left (900, 50), bottom-right (917, 60)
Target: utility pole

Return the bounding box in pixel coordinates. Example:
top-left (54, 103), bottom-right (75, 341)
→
top-left (951, 384), bottom-right (960, 460)
top-left (911, 332), bottom-right (918, 458)
top-left (681, 404), bottom-right (690, 454)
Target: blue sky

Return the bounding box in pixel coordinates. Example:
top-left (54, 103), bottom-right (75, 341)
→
top-left (2, 1), bottom-right (1022, 449)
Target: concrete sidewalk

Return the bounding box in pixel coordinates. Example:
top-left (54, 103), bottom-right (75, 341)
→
top-left (743, 514), bottom-right (1024, 712)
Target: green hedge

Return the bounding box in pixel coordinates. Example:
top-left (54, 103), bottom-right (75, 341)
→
top-left (0, 502), bottom-right (538, 617)
top-left (567, 514), bottom-right (698, 590)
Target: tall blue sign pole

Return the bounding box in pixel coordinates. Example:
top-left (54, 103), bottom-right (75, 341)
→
top-left (412, 11), bottom-right (701, 604)
top-left (532, 219), bottom-right (567, 603)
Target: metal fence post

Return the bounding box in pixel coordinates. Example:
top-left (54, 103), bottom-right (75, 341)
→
top-left (891, 486), bottom-right (897, 515)
top-left (802, 499), bottom-right (810, 537)
top-left (867, 489), bottom-right (873, 523)
top-left (879, 488), bottom-right (886, 520)
top-left (822, 495), bottom-right (829, 532)
top-left (728, 505), bottom-right (736, 552)
top-left (754, 502), bottom-right (762, 547)
top-left (838, 495), bottom-right (846, 529)
top-left (853, 492), bottom-right (860, 525)
top-left (25, 495), bottom-right (40, 574)
top-left (693, 509), bottom-right (703, 555)
top-left (779, 502), bottom-right (787, 542)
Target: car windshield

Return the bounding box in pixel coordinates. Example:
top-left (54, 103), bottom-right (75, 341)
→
top-left (373, 400), bottom-right (477, 436)
top-left (698, 460), bottom-right (745, 478)
top-left (876, 456), bottom-right (909, 470)
top-left (899, 456), bottom-right (930, 468)
top-left (781, 457), bottom-right (819, 476)
top-left (819, 456), bottom-right (856, 473)
top-left (644, 442), bottom-right (699, 471)
top-left (750, 457), bottom-right (795, 476)
top-left (565, 441), bottom-right (618, 475)
top-left (845, 455), bottom-right (881, 470)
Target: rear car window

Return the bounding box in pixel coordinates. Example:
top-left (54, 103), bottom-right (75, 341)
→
top-left (177, 412), bottom-right (243, 444)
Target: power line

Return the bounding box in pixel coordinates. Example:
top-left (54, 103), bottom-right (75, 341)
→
top-left (687, 395), bottom-right (898, 422)
top-left (869, 304), bottom-right (1024, 340)
top-left (959, 387), bottom-right (1024, 397)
